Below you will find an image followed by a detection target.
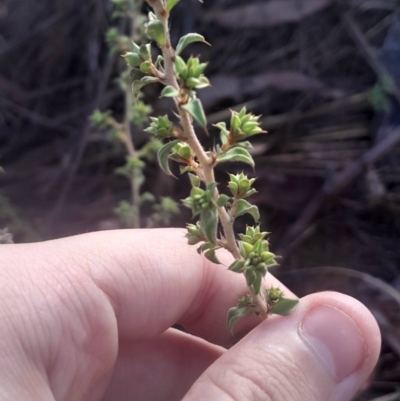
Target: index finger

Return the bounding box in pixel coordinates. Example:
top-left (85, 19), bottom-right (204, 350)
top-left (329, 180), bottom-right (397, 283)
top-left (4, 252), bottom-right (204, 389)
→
top-left (6, 228), bottom-right (294, 347)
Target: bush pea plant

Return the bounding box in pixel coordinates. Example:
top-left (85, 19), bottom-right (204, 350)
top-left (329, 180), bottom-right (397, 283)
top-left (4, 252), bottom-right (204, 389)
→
top-left (124, 0), bottom-right (299, 331)
top-left (91, 0), bottom-right (179, 229)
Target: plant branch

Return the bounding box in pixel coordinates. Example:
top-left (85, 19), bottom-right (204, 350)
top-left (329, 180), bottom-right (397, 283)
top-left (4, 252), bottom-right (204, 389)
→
top-left (121, 3), bottom-right (143, 229)
top-left (150, 0), bottom-right (268, 318)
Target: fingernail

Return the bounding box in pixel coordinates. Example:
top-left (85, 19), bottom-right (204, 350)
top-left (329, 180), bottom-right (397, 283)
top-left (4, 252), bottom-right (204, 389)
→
top-left (300, 305), bottom-right (366, 381)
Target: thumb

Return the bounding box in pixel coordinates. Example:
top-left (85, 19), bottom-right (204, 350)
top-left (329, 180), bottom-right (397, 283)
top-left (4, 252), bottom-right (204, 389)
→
top-left (183, 292), bottom-right (381, 401)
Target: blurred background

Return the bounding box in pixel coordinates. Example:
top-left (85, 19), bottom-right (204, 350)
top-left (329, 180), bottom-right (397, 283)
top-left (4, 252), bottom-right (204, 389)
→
top-left (1, 0), bottom-right (400, 399)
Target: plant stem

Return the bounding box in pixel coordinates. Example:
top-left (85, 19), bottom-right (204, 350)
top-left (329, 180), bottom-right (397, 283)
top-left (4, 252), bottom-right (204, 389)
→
top-left (123, 85), bottom-right (141, 229)
top-left (122, 2), bottom-right (143, 229)
top-left (151, 0), bottom-right (268, 319)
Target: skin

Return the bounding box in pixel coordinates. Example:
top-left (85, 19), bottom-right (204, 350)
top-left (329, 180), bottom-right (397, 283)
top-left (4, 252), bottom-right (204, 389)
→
top-left (0, 228), bottom-right (381, 401)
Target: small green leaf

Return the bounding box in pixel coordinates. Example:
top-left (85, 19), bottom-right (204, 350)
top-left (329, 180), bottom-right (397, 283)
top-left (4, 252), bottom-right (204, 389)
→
top-left (216, 194), bottom-right (229, 207)
top-left (217, 148), bottom-right (255, 168)
top-left (146, 20), bottom-right (166, 46)
top-left (140, 192), bottom-right (156, 203)
top-left (140, 61), bottom-right (151, 74)
top-left (271, 298), bottom-right (299, 316)
top-left (166, 0), bottom-right (181, 12)
top-left (124, 52), bottom-right (141, 68)
top-left (228, 259), bottom-right (245, 273)
top-left (187, 236), bottom-right (201, 245)
top-left (161, 85), bottom-right (180, 98)
top-left (238, 241), bottom-right (253, 259)
top-left (196, 242), bottom-right (213, 254)
top-left (227, 306), bottom-right (250, 333)
top-left (204, 248), bottom-right (221, 264)
top-left (161, 85), bottom-right (179, 97)
top-left (234, 199), bottom-right (260, 221)
top-left (133, 76), bottom-right (159, 98)
top-left (139, 44), bottom-right (151, 61)
top-left (252, 238), bottom-right (264, 254)
top-left (195, 76), bottom-right (211, 89)
top-left (200, 208), bottom-right (217, 243)
top-left (188, 173), bottom-right (200, 187)
top-left (251, 272), bottom-right (263, 295)
top-left (206, 182), bottom-right (216, 195)
top-left (157, 139), bottom-right (180, 176)
top-left (228, 181), bottom-right (238, 196)
top-left (235, 141), bottom-right (253, 149)
top-left (148, 11), bottom-right (157, 21)
top-left (176, 33), bottom-right (210, 55)
top-left (244, 269), bottom-right (256, 286)
top-left (215, 122), bottom-right (229, 144)
top-left (154, 55), bottom-right (164, 68)
top-left (182, 98), bottom-right (207, 127)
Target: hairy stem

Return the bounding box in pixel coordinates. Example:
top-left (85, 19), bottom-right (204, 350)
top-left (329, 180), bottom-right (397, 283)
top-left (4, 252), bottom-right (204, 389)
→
top-left (151, 0), bottom-right (268, 319)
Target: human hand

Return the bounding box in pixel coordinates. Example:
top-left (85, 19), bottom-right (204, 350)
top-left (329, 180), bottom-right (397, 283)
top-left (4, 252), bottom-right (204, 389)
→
top-left (0, 229), bottom-right (380, 401)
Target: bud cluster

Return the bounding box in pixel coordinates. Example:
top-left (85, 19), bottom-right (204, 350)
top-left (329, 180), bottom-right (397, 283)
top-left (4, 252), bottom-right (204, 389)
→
top-left (183, 184), bottom-right (216, 216)
top-left (90, 110), bottom-right (114, 129)
top-left (185, 222), bottom-right (206, 245)
top-left (106, 28), bottom-right (131, 55)
top-left (171, 142), bottom-right (193, 162)
top-left (228, 226), bottom-right (277, 295)
top-left (111, 0), bottom-right (129, 17)
top-left (145, 116), bottom-right (175, 139)
top-left (115, 156), bottom-right (146, 180)
top-left (124, 42), bottom-right (154, 74)
top-left (230, 107), bottom-right (264, 141)
top-left (228, 173), bottom-right (257, 199)
top-left (267, 287), bottom-right (283, 303)
top-left (175, 56), bottom-right (210, 91)
top-left (215, 107), bottom-right (265, 152)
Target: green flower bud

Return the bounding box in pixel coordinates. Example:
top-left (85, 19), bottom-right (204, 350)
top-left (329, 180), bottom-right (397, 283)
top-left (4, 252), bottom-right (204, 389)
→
top-left (231, 114), bottom-right (241, 130)
top-left (187, 57), bottom-right (198, 76)
top-left (145, 115), bottom-right (175, 139)
top-left (175, 56), bottom-right (187, 78)
top-left (194, 63), bottom-right (207, 77)
top-left (268, 287), bottom-right (283, 302)
top-left (132, 41), bottom-right (140, 53)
